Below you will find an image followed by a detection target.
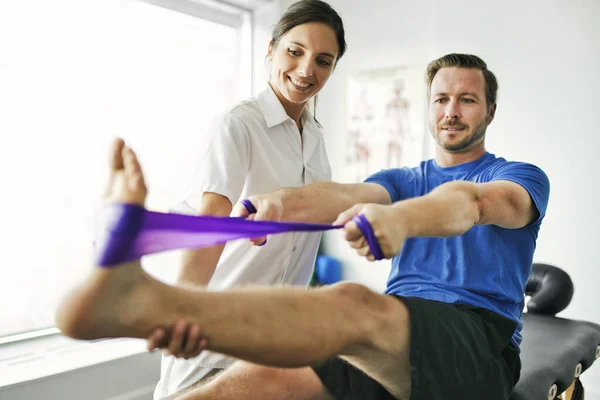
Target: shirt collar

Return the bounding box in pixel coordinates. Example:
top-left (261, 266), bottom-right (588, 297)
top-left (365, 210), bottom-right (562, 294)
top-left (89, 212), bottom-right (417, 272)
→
top-left (256, 85), bottom-right (321, 130)
top-left (300, 105), bottom-right (320, 133)
top-left (256, 86), bottom-right (290, 128)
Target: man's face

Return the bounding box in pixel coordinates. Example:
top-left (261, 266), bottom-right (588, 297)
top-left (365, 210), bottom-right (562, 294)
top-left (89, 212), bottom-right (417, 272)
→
top-left (428, 67), bottom-right (495, 152)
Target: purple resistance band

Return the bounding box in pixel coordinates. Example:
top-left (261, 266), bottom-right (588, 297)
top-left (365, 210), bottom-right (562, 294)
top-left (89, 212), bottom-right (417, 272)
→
top-left (351, 214), bottom-right (385, 261)
top-left (95, 201), bottom-right (385, 267)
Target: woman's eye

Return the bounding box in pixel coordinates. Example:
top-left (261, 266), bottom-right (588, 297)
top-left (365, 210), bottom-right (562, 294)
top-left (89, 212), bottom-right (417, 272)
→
top-left (317, 59), bottom-right (332, 67)
top-left (287, 48), bottom-right (300, 56)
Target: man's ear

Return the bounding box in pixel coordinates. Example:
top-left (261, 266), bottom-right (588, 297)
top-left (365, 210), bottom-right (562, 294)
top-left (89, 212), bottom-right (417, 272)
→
top-left (487, 103), bottom-right (497, 124)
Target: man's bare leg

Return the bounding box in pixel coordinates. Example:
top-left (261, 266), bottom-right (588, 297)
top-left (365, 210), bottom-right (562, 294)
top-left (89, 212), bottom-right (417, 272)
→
top-left (55, 139), bottom-right (411, 399)
top-left (175, 364), bottom-right (333, 400)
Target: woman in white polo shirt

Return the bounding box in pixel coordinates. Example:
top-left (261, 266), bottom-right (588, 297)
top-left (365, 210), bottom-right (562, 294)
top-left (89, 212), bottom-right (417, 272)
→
top-left (151, 1), bottom-right (347, 399)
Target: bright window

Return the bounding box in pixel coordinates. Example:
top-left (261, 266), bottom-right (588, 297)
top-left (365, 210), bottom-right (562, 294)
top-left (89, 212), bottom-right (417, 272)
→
top-left (0, 0), bottom-right (250, 339)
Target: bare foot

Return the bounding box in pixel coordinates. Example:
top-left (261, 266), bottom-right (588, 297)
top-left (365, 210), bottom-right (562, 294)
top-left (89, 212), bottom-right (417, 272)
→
top-left (103, 137), bottom-right (147, 205)
top-left (55, 138), bottom-right (166, 340)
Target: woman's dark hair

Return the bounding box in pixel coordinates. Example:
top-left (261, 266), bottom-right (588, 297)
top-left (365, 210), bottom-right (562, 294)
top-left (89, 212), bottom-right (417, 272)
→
top-left (271, 0), bottom-right (347, 62)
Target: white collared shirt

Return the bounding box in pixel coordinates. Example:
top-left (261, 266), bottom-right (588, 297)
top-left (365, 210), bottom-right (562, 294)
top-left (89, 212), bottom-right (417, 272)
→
top-left (155, 86), bottom-right (332, 399)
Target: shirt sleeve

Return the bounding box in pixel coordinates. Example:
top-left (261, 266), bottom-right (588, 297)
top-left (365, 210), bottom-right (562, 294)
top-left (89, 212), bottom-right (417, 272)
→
top-left (364, 167), bottom-right (416, 203)
top-left (490, 162), bottom-right (550, 224)
top-left (183, 112), bottom-right (250, 210)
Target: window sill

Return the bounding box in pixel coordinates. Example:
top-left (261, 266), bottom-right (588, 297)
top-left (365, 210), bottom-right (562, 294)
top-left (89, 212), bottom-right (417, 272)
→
top-left (0, 333), bottom-right (151, 389)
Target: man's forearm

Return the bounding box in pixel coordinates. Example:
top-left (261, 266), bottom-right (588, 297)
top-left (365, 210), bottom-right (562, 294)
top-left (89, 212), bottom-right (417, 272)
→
top-left (278, 181), bottom-right (390, 224)
top-left (392, 181), bottom-right (482, 238)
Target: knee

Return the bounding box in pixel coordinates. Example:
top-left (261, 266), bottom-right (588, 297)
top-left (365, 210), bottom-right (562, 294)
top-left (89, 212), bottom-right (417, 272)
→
top-left (327, 283), bottom-right (406, 328)
top-left (327, 282), bottom-right (383, 308)
top-left (329, 282), bottom-right (401, 313)
top-left (326, 282), bottom-right (409, 351)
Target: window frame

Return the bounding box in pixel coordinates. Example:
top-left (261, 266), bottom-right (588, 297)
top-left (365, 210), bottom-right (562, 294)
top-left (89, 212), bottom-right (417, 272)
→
top-left (0, 0), bottom-right (252, 350)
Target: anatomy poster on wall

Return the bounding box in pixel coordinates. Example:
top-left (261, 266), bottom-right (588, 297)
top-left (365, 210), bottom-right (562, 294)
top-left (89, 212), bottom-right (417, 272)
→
top-left (344, 66), bottom-right (428, 183)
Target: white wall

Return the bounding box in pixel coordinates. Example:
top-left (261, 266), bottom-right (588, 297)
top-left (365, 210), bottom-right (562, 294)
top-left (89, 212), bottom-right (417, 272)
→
top-left (252, 1), bottom-right (281, 94)
top-left (278, 0), bottom-right (600, 395)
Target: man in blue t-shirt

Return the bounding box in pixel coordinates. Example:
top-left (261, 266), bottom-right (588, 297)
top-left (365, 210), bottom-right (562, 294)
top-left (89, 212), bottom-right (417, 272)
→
top-left (365, 153), bottom-right (548, 349)
top-left (56, 53), bottom-right (549, 400)
top-left (225, 53), bottom-right (547, 400)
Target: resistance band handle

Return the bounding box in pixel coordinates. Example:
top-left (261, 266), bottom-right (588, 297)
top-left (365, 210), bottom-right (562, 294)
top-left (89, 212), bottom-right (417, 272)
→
top-left (352, 214), bottom-right (384, 261)
top-left (241, 199), bottom-right (257, 214)
top-left (240, 199), bottom-right (266, 246)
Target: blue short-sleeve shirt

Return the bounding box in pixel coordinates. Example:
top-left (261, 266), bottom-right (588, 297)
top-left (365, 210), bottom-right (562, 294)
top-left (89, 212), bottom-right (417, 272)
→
top-left (365, 153), bottom-right (550, 347)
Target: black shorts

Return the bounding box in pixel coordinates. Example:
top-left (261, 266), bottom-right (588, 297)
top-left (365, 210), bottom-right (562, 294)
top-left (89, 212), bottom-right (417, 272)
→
top-left (312, 296), bottom-right (521, 400)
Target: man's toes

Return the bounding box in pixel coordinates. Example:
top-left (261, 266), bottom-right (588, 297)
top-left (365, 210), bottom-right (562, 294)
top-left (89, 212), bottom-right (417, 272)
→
top-left (122, 147), bottom-right (143, 176)
top-left (104, 138), bottom-right (126, 199)
top-left (119, 146), bottom-right (147, 202)
top-left (110, 138), bottom-right (125, 171)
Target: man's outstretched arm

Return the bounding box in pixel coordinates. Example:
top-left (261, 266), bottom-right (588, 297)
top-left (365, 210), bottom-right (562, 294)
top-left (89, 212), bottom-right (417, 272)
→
top-left (396, 179), bottom-right (539, 236)
top-left (339, 179), bottom-right (540, 260)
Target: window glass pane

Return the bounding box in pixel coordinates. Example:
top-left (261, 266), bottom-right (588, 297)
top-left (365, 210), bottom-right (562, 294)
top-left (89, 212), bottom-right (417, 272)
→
top-left (0, 0), bottom-right (245, 338)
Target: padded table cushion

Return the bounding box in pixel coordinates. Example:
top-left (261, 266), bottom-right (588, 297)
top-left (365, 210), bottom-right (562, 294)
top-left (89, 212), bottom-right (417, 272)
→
top-left (510, 313), bottom-right (600, 400)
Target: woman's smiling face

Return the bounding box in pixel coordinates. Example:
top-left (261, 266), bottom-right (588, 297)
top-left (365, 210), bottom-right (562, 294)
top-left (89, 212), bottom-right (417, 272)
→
top-left (268, 21), bottom-right (339, 108)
